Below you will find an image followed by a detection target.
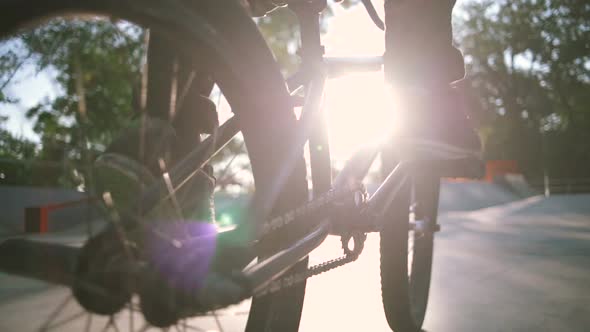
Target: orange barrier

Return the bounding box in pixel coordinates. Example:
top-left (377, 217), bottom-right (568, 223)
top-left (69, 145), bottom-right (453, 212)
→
top-left (485, 160), bottom-right (519, 182)
top-left (24, 197), bottom-right (95, 233)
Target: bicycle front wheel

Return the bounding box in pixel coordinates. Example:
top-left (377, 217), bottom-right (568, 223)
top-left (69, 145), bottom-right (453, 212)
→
top-left (0, 0), bottom-right (309, 331)
top-left (379, 173), bottom-right (440, 332)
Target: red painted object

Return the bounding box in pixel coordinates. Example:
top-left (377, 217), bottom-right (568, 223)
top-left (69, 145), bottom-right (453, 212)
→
top-left (24, 197), bottom-right (95, 233)
top-left (485, 160), bottom-right (519, 182)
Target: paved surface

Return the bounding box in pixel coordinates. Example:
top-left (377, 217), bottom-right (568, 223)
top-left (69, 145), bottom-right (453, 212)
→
top-left (301, 194), bottom-right (590, 332)
top-left (437, 180), bottom-right (520, 212)
top-left (1, 191), bottom-right (589, 331)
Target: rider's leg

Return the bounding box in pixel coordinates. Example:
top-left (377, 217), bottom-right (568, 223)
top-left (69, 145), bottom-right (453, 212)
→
top-left (384, 0), bottom-right (481, 159)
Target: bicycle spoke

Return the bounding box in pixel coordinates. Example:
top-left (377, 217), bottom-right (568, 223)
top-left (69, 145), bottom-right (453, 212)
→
top-left (111, 316), bottom-right (122, 332)
top-left (169, 59), bottom-right (179, 119)
top-left (408, 232), bottom-right (414, 277)
top-left (180, 321), bottom-right (207, 332)
top-left (139, 31), bottom-right (149, 114)
top-left (138, 31), bottom-right (150, 170)
top-left (216, 141), bottom-right (245, 183)
top-left (127, 301), bottom-right (135, 332)
top-left (43, 311), bottom-right (88, 331)
top-left (137, 322), bottom-right (151, 332)
top-left (175, 71), bottom-right (196, 114)
top-left (157, 157), bottom-right (195, 246)
top-left (180, 318), bottom-right (189, 332)
top-left (85, 314), bottom-right (93, 332)
top-left (159, 160), bottom-right (186, 221)
top-left (101, 192), bottom-right (136, 259)
top-left (214, 85), bottom-right (223, 110)
top-left (212, 311), bottom-right (225, 332)
top-left (104, 192), bottom-right (180, 248)
top-left (39, 294), bottom-right (74, 331)
top-left (101, 316), bottom-right (120, 332)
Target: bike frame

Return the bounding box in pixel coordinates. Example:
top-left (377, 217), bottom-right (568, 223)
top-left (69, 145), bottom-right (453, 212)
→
top-left (240, 0), bottom-right (413, 294)
top-left (0, 0), bottom-right (414, 300)
top-left (96, 0), bottom-right (409, 297)
top-left (141, 0), bottom-right (411, 294)
top-left (137, 0), bottom-right (398, 228)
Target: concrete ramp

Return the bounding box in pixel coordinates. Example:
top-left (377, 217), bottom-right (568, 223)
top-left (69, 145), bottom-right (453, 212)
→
top-left (0, 179), bottom-right (528, 235)
top-left (438, 180), bottom-right (519, 212)
top-left (0, 186), bottom-right (99, 235)
top-left (493, 174), bottom-right (539, 198)
top-left (473, 193), bottom-right (590, 219)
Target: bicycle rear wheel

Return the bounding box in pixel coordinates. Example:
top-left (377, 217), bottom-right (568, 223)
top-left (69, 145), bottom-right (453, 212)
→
top-left (379, 171), bottom-right (440, 332)
top-left (0, 0), bottom-right (308, 331)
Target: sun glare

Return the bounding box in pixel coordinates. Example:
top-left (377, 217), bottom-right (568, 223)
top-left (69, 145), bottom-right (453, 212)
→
top-left (324, 72), bottom-right (396, 161)
top-left (319, 1), bottom-right (392, 161)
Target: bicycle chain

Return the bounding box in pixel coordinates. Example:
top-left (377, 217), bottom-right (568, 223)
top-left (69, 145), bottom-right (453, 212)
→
top-left (255, 249), bottom-right (361, 297)
top-left (253, 185), bottom-right (367, 297)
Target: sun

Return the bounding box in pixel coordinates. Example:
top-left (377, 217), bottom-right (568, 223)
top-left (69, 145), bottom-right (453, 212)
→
top-left (323, 72), bottom-right (396, 161)
top-left (319, 1), bottom-right (393, 162)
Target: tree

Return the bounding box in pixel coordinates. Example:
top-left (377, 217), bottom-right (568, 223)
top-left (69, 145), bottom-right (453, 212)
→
top-left (21, 19), bottom-right (145, 157)
top-left (0, 19), bottom-right (145, 186)
top-left (457, 0), bottom-right (590, 179)
top-left (0, 4), bottom-right (360, 187)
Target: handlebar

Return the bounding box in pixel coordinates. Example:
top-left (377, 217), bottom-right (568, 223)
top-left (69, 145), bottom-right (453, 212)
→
top-left (360, 0), bottom-right (385, 31)
top-left (285, 0), bottom-right (384, 31)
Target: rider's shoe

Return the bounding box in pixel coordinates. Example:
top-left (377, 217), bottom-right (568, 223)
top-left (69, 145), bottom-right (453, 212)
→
top-left (388, 85), bottom-right (484, 178)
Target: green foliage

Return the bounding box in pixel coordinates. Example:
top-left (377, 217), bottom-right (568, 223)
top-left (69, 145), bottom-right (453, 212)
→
top-left (20, 19), bottom-right (145, 156)
top-left (457, 0), bottom-right (590, 178)
top-left (1, 0), bottom-right (585, 185)
top-left (0, 18), bottom-right (145, 186)
top-left (0, 128), bottom-right (36, 160)
top-left (257, 1), bottom-right (360, 74)
top-left (257, 8), bottom-right (301, 73)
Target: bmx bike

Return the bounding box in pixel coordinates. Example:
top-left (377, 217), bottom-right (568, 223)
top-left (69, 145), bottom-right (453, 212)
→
top-left (0, 0), bottom-right (482, 330)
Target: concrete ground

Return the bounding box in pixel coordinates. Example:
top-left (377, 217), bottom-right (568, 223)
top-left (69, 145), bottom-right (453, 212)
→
top-left (300, 194), bottom-right (590, 332)
top-left (1, 189), bottom-right (589, 331)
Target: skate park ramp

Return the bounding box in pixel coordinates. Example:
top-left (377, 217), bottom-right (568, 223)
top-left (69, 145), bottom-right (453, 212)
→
top-left (8, 177), bottom-right (584, 332)
top-left (455, 192), bottom-right (590, 220)
top-left (0, 191), bottom-right (586, 331)
top-left (437, 179), bottom-right (523, 212)
top-left (0, 178), bottom-right (531, 235)
top-left (0, 186), bottom-right (100, 235)
top-left (493, 173), bottom-right (539, 198)
top-left (366, 178), bottom-right (527, 213)
top-left (299, 193), bottom-right (590, 332)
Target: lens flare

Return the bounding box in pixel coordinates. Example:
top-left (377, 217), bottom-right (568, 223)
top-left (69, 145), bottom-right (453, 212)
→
top-left (145, 221), bottom-right (217, 292)
top-left (324, 73), bottom-right (397, 161)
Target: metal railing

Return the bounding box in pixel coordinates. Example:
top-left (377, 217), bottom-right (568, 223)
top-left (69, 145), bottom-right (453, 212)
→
top-left (529, 177), bottom-right (590, 195)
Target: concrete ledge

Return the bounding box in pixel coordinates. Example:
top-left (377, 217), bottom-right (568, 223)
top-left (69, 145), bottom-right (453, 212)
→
top-left (0, 186), bottom-right (100, 234)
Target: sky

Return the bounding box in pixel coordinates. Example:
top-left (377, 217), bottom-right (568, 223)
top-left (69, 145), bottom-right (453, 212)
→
top-left (0, 41), bottom-right (60, 143)
top-left (321, 1), bottom-right (390, 160)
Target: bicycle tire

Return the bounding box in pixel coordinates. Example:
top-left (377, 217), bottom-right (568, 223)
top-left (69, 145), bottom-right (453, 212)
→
top-left (0, 0), bottom-right (309, 331)
top-left (379, 173), bottom-right (440, 332)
